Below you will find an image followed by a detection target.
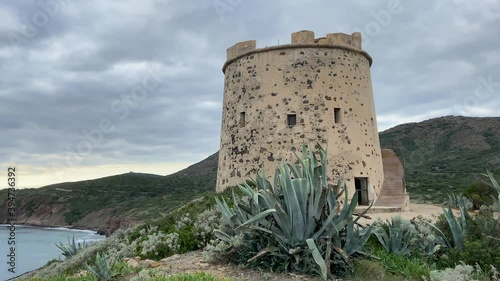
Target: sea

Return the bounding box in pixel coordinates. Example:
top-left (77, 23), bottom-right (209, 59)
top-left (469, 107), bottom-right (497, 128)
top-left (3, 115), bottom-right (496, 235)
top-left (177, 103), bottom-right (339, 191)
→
top-left (0, 225), bottom-right (105, 281)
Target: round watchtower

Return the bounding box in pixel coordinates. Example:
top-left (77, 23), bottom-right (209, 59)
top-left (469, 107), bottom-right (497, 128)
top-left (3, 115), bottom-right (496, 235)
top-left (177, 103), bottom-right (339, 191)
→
top-left (217, 30), bottom-right (384, 205)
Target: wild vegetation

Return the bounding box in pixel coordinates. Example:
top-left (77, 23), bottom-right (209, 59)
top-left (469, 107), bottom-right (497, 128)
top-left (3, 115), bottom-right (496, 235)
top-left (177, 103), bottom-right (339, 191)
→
top-left (22, 143), bottom-right (500, 281)
top-left (23, 189), bottom-right (235, 280)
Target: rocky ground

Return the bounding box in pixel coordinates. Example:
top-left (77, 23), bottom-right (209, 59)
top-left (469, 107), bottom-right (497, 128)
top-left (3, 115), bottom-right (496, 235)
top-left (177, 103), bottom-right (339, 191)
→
top-left (117, 251), bottom-right (323, 281)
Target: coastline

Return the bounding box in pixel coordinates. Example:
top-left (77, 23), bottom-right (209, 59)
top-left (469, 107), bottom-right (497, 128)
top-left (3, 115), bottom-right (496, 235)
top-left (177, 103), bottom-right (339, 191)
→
top-left (1, 224), bottom-right (106, 281)
top-left (1, 223), bottom-right (102, 234)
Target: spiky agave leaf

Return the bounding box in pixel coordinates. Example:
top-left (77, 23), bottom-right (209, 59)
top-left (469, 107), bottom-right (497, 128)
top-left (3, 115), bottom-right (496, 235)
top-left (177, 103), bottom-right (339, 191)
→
top-left (306, 238), bottom-right (328, 281)
top-left (55, 235), bottom-right (87, 258)
top-left (373, 217), bottom-right (415, 256)
top-left (343, 221), bottom-right (374, 256)
top-left (441, 204), bottom-right (465, 249)
top-left (486, 170), bottom-right (500, 209)
top-left (86, 252), bottom-right (116, 281)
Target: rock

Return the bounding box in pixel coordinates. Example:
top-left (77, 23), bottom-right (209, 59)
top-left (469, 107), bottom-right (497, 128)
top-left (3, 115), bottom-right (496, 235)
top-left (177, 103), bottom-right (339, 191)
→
top-left (127, 259), bottom-right (140, 268)
top-left (159, 254), bottom-right (180, 263)
top-left (141, 259), bottom-right (161, 268)
top-left (74, 270), bottom-right (89, 277)
top-left (96, 229), bottom-right (107, 236)
top-left (197, 262), bottom-right (210, 268)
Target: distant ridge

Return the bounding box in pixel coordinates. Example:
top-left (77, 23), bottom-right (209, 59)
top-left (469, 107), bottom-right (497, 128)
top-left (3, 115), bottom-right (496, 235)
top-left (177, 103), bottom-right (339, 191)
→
top-left (173, 152), bottom-right (219, 177)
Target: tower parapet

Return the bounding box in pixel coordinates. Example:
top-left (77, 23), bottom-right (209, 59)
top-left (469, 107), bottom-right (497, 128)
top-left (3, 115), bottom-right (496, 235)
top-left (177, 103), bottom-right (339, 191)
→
top-left (224, 31), bottom-right (370, 72)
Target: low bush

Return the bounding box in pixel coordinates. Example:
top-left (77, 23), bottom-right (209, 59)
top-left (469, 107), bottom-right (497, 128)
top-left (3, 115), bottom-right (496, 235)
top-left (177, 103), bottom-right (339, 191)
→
top-left (351, 259), bottom-right (387, 281)
top-left (446, 208), bottom-right (500, 270)
top-left (362, 236), bottom-right (436, 280)
top-left (124, 190), bottom-right (240, 261)
top-left (427, 263), bottom-right (500, 281)
top-left (463, 182), bottom-right (496, 210)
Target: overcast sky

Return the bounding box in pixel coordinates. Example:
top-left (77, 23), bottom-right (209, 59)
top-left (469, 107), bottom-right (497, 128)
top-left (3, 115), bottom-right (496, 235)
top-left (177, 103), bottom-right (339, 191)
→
top-left (1, 0), bottom-right (499, 188)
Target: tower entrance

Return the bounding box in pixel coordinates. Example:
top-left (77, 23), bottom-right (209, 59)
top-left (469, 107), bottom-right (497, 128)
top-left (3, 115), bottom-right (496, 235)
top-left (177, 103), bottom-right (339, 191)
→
top-left (355, 177), bottom-right (369, 206)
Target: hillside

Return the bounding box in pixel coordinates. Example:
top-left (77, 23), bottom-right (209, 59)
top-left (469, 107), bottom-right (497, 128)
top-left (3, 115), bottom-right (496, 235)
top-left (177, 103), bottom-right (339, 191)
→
top-left (1, 116), bottom-right (498, 232)
top-left (0, 163), bottom-right (217, 234)
top-left (379, 116), bottom-right (500, 202)
top-left (173, 152), bottom-right (219, 176)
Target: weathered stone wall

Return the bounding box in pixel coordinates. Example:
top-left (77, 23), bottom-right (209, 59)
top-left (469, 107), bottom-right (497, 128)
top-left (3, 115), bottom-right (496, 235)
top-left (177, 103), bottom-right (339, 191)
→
top-left (217, 31), bottom-right (384, 203)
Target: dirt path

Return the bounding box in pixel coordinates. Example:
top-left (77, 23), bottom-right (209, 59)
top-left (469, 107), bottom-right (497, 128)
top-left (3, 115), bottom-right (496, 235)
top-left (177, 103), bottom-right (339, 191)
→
top-left (124, 251), bottom-right (323, 281)
top-left (358, 203), bottom-right (445, 224)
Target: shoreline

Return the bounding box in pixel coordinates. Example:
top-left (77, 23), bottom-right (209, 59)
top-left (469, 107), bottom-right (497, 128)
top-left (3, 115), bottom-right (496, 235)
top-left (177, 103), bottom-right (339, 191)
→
top-left (0, 223), bottom-right (103, 235)
top-left (0, 223), bottom-right (107, 281)
top-left (1, 224), bottom-right (106, 281)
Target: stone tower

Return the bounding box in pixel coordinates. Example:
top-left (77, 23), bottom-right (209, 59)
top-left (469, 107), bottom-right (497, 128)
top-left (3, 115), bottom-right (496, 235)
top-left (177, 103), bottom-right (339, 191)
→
top-left (216, 30), bottom-right (384, 205)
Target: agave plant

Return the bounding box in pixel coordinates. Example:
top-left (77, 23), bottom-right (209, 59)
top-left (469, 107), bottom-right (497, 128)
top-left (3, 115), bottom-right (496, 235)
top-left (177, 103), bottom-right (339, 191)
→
top-left (55, 235), bottom-right (88, 258)
top-left (487, 170), bottom-right (500, 210)
top-left (86, 252), bottom-right (117, 281)
top-left (428, 195), bottom-right (470, 250)
top-left (373, 216), bottom-right (417, 256)
top-left (445, 193), bottom-right (473, 210)
top-left (215, 143), bottom-right (373, 280)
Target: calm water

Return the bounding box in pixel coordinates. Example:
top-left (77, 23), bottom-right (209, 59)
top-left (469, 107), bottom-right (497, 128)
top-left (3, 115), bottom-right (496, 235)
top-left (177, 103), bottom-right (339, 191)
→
top-left (0, 225), bottom-right (105, 280)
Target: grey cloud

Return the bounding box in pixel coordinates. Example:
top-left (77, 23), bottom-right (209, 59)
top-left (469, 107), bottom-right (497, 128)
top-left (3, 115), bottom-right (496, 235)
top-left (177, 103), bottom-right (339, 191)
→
top-left (1, 0), bottom-right (499, 185)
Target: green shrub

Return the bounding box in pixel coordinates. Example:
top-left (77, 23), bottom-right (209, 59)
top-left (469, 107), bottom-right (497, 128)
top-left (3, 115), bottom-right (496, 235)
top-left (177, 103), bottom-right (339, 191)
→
top-left (410, 216), bottom-right (445, 257)
top-left (177, 225), bottom-right (199, 253)
top-left (428, 263), bottom-right (475, 281)
top-left (463, 182), bottom-right (496, 210)
top-left (351, 259), bottom-right (386, 281)
top-left (447, 208), bottom-right (500, 270)
top-left (139, 230), bottom-right (180, 260)
top-left (212, 144), bottom-right (373, 280)
top-left (125, 192), bottom-right (231, 261)
top-left (365, 244), bottom-right (433, 280)
top-left (193, 207), bottom-right (223, 247)
top-left (428, 263), bottom-right (500, 281)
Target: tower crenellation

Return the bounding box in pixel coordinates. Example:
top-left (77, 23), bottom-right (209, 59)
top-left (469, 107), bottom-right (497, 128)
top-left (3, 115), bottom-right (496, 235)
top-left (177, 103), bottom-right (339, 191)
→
top-left (225, 31), bottom-right (365, 64)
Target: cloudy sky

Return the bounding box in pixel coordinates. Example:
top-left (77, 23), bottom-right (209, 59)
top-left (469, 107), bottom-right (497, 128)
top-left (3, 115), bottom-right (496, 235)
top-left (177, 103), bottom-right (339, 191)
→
top-left (1, 0), bottom-right (499, 188)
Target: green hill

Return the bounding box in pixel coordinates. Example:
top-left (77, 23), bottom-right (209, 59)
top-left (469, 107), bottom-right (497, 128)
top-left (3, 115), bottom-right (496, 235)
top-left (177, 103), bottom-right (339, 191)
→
top-left (379, 116), bottom-right (500, 202)
top-left (0, 161), bottom-right (217, 234)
